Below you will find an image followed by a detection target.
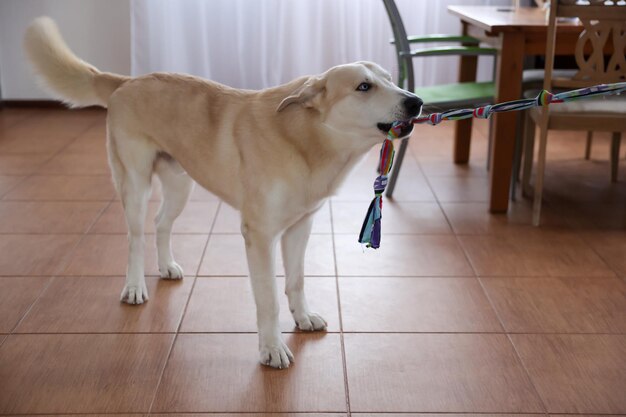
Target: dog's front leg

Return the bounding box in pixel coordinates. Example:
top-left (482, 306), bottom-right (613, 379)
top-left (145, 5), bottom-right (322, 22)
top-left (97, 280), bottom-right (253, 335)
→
top-left (282, 211), bottom-right (327, 331)
top-left (243, 226), bottom-right (294, 369)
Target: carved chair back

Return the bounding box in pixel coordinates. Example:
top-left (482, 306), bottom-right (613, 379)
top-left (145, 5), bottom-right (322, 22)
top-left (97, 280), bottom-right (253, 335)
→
top-left (545, 0), bottom-right (626, 89)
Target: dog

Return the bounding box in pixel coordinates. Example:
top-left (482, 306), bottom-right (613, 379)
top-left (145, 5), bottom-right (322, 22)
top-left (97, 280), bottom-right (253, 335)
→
top-left (24, 17), bottom-right (422, 368)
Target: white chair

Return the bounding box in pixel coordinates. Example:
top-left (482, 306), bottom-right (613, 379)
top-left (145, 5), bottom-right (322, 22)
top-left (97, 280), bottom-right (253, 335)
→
top-left (520, 0), bottom-right (626, 226)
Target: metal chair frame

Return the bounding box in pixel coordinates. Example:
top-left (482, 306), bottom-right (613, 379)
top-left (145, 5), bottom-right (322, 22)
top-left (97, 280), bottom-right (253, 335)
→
top-left (381, 0), bottom-right (498, 197)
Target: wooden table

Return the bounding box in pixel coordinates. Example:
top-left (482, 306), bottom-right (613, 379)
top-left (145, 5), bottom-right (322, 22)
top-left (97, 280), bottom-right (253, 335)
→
top-left (448, 6), bottom-right (584, 212)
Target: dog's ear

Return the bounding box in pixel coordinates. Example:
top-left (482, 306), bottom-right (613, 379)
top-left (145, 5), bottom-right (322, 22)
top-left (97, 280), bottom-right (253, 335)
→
top-left (276, 76), bottom-right (326, 112)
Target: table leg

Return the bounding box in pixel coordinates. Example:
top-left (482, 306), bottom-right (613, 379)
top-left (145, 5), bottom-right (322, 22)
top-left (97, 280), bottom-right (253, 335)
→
top-left (454, 22), bottom-right (478, 164)
top-left (489, 31), bottom-right (524, 213)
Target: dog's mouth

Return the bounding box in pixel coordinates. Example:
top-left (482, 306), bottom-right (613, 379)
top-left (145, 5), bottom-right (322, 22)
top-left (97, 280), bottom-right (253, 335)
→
top-left (377, 121), bottom-right (414, 138)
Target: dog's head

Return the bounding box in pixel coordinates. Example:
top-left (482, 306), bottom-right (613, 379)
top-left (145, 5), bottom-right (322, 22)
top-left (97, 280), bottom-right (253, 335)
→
top-left (277, 61), bottom-right (422, 143)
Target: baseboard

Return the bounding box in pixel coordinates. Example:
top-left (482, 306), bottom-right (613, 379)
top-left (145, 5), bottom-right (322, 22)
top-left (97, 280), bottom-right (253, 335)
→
top-left (0, 100), bottom-right (103, 110)
top-left (1, 99), bottom-right (67, 108)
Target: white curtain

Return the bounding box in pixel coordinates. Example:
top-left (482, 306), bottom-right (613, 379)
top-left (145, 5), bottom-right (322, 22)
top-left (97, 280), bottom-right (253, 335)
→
top-left (131, 0), bottom-right (509, 90)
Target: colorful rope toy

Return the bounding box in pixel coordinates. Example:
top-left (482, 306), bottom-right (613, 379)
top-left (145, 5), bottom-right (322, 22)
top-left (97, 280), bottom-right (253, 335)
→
top-left (358, 82), bottom-right (626, 249)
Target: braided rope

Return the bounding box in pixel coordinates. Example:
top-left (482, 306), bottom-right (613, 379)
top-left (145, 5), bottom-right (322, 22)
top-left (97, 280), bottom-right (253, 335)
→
top-left (358, 82), bottom-right (626, 248)
top-left (409, 83), bottom-right (625, 126)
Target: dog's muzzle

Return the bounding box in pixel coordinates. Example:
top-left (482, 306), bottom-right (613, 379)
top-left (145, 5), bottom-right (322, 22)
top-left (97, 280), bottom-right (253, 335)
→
top-left (377, 95), bottom-right (423, 137)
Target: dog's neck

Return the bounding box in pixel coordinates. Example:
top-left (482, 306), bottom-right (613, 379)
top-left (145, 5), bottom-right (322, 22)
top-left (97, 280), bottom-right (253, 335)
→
top-left (284, 113), bottom-right (376, 201)
top-left (257, 80), bottom-right (381, 203)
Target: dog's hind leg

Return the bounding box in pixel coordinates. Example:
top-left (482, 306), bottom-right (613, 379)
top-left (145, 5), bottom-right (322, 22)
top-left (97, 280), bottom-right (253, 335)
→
top-left (154, 156), bottom-right (193, 279)
top-left (109, 132), bottom-right (156, 305)
top-left (281, 210), bottom-right (327, 331)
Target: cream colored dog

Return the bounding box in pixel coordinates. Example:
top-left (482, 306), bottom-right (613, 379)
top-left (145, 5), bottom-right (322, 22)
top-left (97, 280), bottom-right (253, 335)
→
top-left (24, 17), bottom-right (421, 368)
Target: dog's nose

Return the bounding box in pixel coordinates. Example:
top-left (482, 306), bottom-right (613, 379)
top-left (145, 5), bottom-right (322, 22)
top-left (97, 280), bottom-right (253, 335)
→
top-left (403, 96), bottom-right (423, 116)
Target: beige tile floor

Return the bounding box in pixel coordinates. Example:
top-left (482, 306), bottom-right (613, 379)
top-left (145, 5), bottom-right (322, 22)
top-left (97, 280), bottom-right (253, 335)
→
top-left (0, 107), bottom-right (625, 415)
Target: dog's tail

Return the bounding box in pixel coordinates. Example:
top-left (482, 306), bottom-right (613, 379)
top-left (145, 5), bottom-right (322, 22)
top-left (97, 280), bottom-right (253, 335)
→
top-left (23, 17), bottom-right (129, 108)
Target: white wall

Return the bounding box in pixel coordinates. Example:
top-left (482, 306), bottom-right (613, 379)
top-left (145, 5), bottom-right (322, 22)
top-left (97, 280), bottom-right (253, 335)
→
top-left (0, 0), bottom-right (131, 100)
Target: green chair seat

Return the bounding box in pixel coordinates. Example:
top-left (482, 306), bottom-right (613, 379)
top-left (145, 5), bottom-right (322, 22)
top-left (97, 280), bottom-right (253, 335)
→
top-left (415, 81), bottom-right (495, 108)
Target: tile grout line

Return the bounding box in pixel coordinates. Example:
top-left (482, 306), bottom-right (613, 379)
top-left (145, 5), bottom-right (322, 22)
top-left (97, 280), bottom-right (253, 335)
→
top-left (329, 198), bottom-right (352, 417)
top-left (0, 272), bottom-right (620, 279)
top-left (145, 330), bottom-right (177, 415)
top-left (176, 199), bottom-right (221, 334)
top-left (408, 137), bottom-right (478, 281)
top-left (461, 243), bottom-right (551, 412)
top-left (5, 117), bottom-right (213, 411)
top-left (475, 277), bottom-right (552, 414)
top-left (410, 138), bottom-right (506, 335)
top-left (0, 413), bottom-right (580, 416)
top-left (7, 330), bottom-right (626, 336)
top-left (577, 232), bottom-right (624, 281)
top-left (0, 108), bottom-right (40, 130)
top-left (2, 173), bottom-right (120, 177)
top-left (146, 199), bottom-right (221, 414)
top-left (0, 412), bottom-right (599, 416)
top-left (411, 136), bottom-right (551, 414)
top-left (0, 413), bottom-right (146, 416)
top-left (0, 175), bottom-right (24, 200)
top-left (0, 115), bottom-right (104, 200)
top-left (407, 130), bottom-right (622, 283)
top-left (504, 330), bottom-right (552, 415)
top-left (2, 115), bottom-right (110, 338)
top-left (0, 198), bottom-right (116, 202)
top-left (0, 231), bottom-right (214, 235)
top-left (6, 184), bottom-right (114, 335)
top-left (6, 276), bottom-right (56, 336)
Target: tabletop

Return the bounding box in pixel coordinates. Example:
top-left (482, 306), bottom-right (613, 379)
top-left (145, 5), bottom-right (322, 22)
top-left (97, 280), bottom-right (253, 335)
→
top-left (448, 5), bottom-right (583, 34)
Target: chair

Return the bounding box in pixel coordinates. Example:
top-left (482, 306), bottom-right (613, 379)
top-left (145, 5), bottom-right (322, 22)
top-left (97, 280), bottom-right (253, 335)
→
top-left (519, 0), bottom-right (626, 226)
top-left (381, 0), bottom-right (497, 198)
top-left (523, 69), bottom-right (596, 158)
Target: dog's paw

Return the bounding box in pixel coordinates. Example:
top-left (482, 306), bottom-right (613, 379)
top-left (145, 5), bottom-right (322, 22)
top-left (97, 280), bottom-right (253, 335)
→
top-left (120, 282), bottom-right (149, 304)
top-left (259, 340), bottom-right (294, 369)
top-left (159, 261), bottom-right (184, 279)
top-left (294, 311), bottom-right (327, 331)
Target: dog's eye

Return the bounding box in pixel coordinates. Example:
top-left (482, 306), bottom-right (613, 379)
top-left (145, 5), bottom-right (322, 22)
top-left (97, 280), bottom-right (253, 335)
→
top-left (356, 82), bottom-right (371, 92)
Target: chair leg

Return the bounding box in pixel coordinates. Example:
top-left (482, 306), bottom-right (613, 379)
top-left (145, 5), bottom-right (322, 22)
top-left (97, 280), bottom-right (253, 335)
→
top-left (454, 119), bottom-right (472, 164)
top-left (486, 116), bottom-right (494, 171)
top-left (584, 131), bottom-right (593, 160)
top-left (521, 113), bottom-right (536, 198)
top-left (532, 116), bottom-right (549, 226)
top-left (610, 131), bottom-right (621, 182)
top-left (385, 137), bottom-right (409, 198)
top-left (510, 112), bottom-right (525, 201)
